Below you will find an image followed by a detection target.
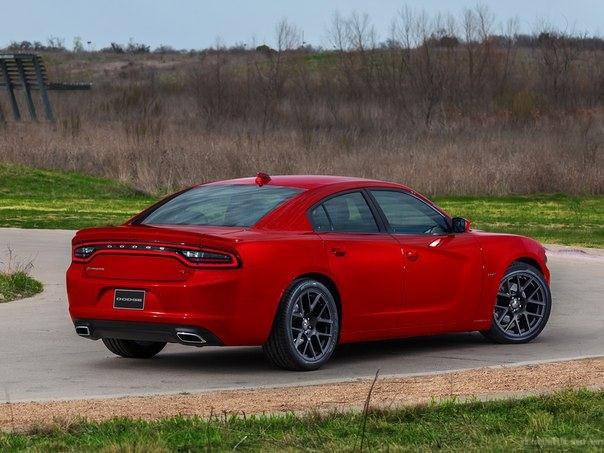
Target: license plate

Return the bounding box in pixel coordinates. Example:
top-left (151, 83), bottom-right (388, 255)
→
top-left (113, 289), bottom-right (145, 310)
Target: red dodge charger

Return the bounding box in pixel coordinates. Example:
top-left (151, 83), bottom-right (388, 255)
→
top-left (67, 174), bottom-right (551, 370)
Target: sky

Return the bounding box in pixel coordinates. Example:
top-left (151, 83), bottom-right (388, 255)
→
top-left (2, 0), bottom-right (602, 50)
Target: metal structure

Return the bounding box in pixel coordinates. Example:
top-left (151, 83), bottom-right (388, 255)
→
top-left (0, 53), bottom-right (91, 122)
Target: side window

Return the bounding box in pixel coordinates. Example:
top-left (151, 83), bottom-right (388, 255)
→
top-left (370, 190), bottom-right (449, 235)
top-left (309, 205), bottom-right (331, 232)
top-left (314, 192), bottom-right (379, 233)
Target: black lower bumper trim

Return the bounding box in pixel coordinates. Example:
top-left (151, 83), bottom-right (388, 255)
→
top-left (73, 319), bottom-right (223, 346)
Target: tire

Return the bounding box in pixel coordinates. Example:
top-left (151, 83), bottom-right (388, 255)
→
top-left (263, 279), bottom-right (340, 371)
top-left (102, 338), bottom-right (166, 358)
top-left (481, 262), bottom-right (551, 344)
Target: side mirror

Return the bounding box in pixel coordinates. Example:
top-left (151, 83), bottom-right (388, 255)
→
top-left (451, 217), bottom-right (471, 233)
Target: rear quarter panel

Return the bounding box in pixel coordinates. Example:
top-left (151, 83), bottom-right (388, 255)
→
top-left (229, 231), bottom-right (329, 344)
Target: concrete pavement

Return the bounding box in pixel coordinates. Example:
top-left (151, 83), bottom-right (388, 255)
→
top-left (0, 227), bottom-right (602, 402)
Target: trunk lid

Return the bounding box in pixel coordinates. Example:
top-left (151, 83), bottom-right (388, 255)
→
top-left (73, 224), bottom-right (245, 247)
top-left (72, 225), bottom-right (244, 282)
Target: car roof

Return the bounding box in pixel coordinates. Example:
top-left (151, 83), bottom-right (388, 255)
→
top-left (207, 175), bottom-right (405, 190)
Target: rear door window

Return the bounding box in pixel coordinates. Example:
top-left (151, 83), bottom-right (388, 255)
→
top-left (310, 192), bottom-right (379, 233)
top-left (309, 205), bottom-right (332, 232)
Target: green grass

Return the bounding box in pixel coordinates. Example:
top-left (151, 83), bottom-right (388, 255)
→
top-left (1, 390), bottom-right (602, 452)
top-left (0, 164), bottom-right (602, 247)
top-left (435, 195), bottom-right (604, 248)
top-left (0, 164), bottom-right (153, 230)
top-left (0, 271), bottom-right (43, 302)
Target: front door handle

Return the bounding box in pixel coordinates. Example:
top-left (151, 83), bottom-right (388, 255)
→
top-left (405, 250), bottom-right (419, 261)
top-left (331, 247), bottom-right (347, 257)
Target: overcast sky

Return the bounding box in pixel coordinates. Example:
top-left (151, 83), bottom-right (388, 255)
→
top-left (2, 0), bottom-right (602, 50)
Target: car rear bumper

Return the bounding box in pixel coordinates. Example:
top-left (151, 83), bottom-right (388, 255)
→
top-left (67, 262), bottom-right (252, 345)
top-left (73, 319), bottom-right (223, 346)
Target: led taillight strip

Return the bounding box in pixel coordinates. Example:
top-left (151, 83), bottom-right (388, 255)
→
top-left (73, 243), bottom-right (239, 268)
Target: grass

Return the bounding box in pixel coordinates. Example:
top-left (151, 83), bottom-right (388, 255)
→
top-left (0, 246), bottom-right (43, 302)
top-left (0, 271), bottom-right (43, 302)
top-left (435, 195), bottom-right (604, 248)
top-left (0, 164), bottom-right (153, 230)
top-left (1, 389), bottom-right (602, 451)
top-left (0, 164), bottom-right (602, 247)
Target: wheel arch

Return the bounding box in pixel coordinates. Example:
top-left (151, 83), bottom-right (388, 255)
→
top-left (481, 257), bottom-right (552, 344)
top-left (263, 271), bottom-right (342, 370)
top-left (295, 272), bottom-right (342, 321)
top-left (263, 271), bottom-right (343, 345)
top-left (511, 256), bottom-right (544, 274)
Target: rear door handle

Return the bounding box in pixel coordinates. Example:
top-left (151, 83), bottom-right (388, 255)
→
top-left (331, 248), bottom-right (347, 257)
top-left (405, 250), bottom-right (419, 261)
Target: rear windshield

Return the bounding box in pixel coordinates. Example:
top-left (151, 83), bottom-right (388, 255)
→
top-left (140, 184), bottom-right (303, 227)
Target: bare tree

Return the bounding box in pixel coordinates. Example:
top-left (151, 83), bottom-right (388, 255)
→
top-left (535, 23), bottom-right (581, 105)
top-left (276, 18), bottom-right (303, 52)
top-left (497, 17), bottom-right (520, 94)
top-left (462, 4), bottom-right (495, 98)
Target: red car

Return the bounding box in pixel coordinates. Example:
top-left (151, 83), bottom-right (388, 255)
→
top-left (67, 174), bottom-right (551, 370)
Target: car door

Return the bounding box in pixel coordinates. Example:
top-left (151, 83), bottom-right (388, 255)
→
top-left (309, 191), bottom-right (404, 337)
top-left (368, 189), bottom-right (483, 329)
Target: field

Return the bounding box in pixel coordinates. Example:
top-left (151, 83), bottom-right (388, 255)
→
top-left (0, 164), bottom-right (151, 230)
top-left (1, 390), bottom-right (602, 452)
top-left (0, 13), bottom-right (602, 244)
top-left (435, 196), bottom-right (604, 247)
top-left (0, 13), bottom-right (602, 197)
top-left (1, 164), bottom-right (602, 247)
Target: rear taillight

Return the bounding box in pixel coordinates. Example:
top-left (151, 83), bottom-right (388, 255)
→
top-left (178, 249), bottom-right (237, 267)
top-left (72, 243), bottom-right (239, 268)
top-left (74, 246), bottom-right (95, 258)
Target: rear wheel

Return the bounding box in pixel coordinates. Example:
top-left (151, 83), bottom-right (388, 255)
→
top-left (263, 279), bottom-right (339, 371)
top-left (481, 262), bottom-right (551, 344)
top-left (102, 338), bottom-right (166, 358)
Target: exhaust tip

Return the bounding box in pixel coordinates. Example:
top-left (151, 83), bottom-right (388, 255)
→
top-left (176, 331), bottom-right (206, 345)
top-left (75, 325), bottom-right (91, 337)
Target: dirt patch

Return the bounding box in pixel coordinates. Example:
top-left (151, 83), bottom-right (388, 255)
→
top-left (546, 244), bottom-right (604, 260)
top-left (1, 358), bottom-right (602, 431)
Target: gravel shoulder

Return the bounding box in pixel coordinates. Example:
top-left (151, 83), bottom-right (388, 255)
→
top-left (1, 357), bottom-right (601, 431)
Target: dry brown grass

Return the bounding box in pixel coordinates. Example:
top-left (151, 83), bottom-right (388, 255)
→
top-left (1, 14), bottom-right (603, 196)
top-left (1, 115), bottom-right (601, 196)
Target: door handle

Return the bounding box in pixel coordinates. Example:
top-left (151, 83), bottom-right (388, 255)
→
top-left (331, 247), bottom-right (347, 257)
top-left (405, 250), bottom-right (419, 261)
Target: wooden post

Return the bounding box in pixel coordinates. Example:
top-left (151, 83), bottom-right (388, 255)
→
top-left (0, 59), bottom-right (21, 121)
top-left (1, 53), bottom-right (90, 123)
top-left (16, 59), bottom-right (37, 121)
top-left (33, 56), bottom-right (54, 122)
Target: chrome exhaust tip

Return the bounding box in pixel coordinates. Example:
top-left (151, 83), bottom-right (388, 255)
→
top-left (176, 331), bottom-right (206, 345)
top-left (75, 325), bottom-right (91, 337)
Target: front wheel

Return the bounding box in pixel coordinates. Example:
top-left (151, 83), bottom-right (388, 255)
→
top-left (481, 262), bottom-right (551, 344)
top-left (102, 338), bottom-right (166, 358)
top-left (263, 279), bottom-right (340, 371)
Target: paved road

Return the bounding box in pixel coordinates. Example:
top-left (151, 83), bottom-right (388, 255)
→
top-left (0, 228), bottom-right (602, 402)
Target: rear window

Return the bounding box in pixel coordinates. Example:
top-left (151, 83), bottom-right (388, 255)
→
top-left (140, 185), bottom-right (303, 227)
